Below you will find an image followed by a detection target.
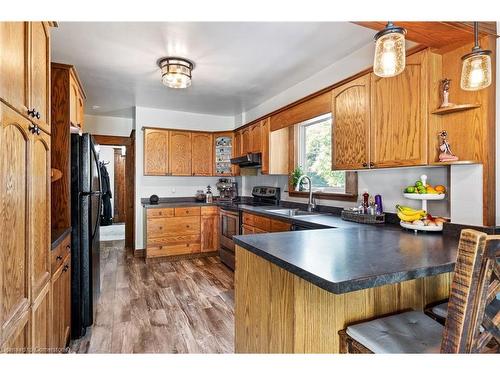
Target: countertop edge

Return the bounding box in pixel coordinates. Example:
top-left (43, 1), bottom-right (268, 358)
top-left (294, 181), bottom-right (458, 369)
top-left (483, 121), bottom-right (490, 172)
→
top-left (51, 227), bottom-right (71, 250)
top-left (234, 235), bottom-right (455, 295)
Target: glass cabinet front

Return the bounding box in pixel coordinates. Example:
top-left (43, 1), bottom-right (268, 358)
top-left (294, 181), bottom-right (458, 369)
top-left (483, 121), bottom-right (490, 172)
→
top-left (215, 136), bottom-right (232, 175)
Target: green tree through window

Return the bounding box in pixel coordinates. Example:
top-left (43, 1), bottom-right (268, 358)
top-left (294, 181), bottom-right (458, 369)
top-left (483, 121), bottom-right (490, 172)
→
top-left (298, 114), bottom-right (345, 193)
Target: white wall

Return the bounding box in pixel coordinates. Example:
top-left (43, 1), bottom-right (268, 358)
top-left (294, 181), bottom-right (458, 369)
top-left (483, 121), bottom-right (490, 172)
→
top-left (241, 167), bottom-right (450, 218)
top-left (98, 146), bottom-right (115, 214)
top-left (134, 106), bottom-right (235, 249)
top-left (84, 114), bottom-right (134, 136)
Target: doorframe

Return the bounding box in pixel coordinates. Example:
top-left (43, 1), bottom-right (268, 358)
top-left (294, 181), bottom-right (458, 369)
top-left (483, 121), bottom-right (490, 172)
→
top-left (92, 133), bottom-right (135, 252)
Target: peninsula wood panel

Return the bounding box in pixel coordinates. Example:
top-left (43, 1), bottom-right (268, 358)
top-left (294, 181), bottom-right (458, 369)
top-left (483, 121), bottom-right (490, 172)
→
top-left (331, 73), bottom-right (371, 170)
top-left (192, 132), bottom-right (213, 176)
top-left (235, 246), bottom-right (452, 353)
top-left (29, 22), bottom-right (51, 134)
top-left (144, 128), bottom-right (169, 175)
top-left (169, 131), bottom-right (192, 176)
top-left (0, 103), bottom-right (31, 345)
top-left (31, 130), bottom-right (51, 301)
top-left (370, 50), bottom-right (428, 168)
top-left (0, 22), bottom-right (29, 114)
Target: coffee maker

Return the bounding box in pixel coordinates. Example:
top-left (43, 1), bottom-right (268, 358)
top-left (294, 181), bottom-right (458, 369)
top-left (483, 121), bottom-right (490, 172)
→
top-left (216, 178), bottom-right (238, 202)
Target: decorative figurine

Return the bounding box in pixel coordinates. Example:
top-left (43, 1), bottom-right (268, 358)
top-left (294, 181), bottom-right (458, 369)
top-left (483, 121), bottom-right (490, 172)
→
top-left (440, 78), bottom-right (453, 108)
top-left (438, 130), bottom-right (459, 162)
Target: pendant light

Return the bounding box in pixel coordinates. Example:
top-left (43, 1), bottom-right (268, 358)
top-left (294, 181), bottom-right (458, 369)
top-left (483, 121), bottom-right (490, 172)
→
top-left (460, 22), bottom-right (492, 91)
top-left (158, 57), bottom-right (194, 89)
top-left (373, 22), bottom-right (407, 78)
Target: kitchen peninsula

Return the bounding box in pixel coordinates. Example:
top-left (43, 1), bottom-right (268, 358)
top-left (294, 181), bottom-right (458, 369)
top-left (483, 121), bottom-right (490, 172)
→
top-left (234, 227), bottom-right (458, 353)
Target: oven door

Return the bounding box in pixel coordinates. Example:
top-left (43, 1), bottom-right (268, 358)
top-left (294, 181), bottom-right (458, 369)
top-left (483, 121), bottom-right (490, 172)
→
top-left (219, 209), bottom-right (239, 270)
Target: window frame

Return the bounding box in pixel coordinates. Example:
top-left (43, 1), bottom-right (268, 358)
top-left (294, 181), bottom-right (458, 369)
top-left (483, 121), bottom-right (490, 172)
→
top-left (288, 113), bottom-right (358, 202)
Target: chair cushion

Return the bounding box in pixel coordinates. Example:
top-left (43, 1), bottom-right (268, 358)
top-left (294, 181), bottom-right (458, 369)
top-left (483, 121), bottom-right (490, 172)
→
top-left (432, 293), bottom-right (500, 319)
top-left (346, 311), bottom-right (443, 353)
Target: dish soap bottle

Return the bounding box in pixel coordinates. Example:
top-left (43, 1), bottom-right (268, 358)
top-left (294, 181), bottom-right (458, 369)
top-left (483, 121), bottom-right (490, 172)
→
top-left (206, 185), bottom-right (213, 203)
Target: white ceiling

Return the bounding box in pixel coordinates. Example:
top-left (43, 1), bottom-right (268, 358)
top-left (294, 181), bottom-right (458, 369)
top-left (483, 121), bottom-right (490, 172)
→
top-left (51, 22), bottom-right (374, 118)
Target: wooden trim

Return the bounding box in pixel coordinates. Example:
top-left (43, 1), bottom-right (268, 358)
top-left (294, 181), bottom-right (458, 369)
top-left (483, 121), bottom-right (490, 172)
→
top-left (133, 248), bottom-right (145, 258)
top-left (142, 125), bottom-right (224, 134)
top-left (234, 45), bottom-right (427, 132)
top-left (288, 191), bottom-right (358, 202)
top-left (91, 133), bottom-right (135, 251)
top-left (92, 134), bottom-right (131, 146)
top-left (50, 62), bottom-right (86, 98)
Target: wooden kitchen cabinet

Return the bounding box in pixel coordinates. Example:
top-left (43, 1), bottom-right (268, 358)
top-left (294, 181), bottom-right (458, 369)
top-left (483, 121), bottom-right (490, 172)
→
top-left (261, 117), bottom-right (289, 175)
top-left (51, 250), bottom-right (71, 349)
top-left (331, 73), bottom-right (371, 170)
top-left (69, 74), bottom-right (85, 129)
top-left (250, 122), bottom-right (262, 153)
top-left (241, 126), bottom-right (251, 155)
top-left (192, 132), bottom-right (213, 176)
top-left (1, 309), bottom-right (30, 353)
top-left (144, 128), bottom-right (170, 175)
top-left (213, 132), bottom-right (234, 176)
top-left (0, 103), bottom-right (33, 347)
top-left (201, 207), bottom-right (220, 252)
top-left (169, 131), bottom-right (192, 176)
top-left (31, 282), bottom-right (51, 352)
top-left (242, 212), bottom-right (291, 233)
top-left (370, 50), bottom-right (429, 168)
top-left (0, 22), bottom-right (29, 115)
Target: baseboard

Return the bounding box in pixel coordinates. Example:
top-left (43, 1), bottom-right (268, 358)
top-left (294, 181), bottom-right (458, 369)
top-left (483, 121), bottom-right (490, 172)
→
top-left (144, 251), bottom-right (219, 264)
top-left (133, 248), bottom-right (146, 258)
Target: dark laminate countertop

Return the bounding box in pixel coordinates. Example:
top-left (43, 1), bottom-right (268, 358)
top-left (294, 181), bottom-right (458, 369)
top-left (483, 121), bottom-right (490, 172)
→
top-left (51, 227), bottom-right (71, 250)
top-left (234, 227), bottom-right (458, 294)
top-left (142, 202), bottom-right (217, 209)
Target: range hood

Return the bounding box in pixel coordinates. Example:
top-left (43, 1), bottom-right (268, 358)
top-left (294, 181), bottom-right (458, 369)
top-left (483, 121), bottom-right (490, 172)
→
top-left (230, 152), bottom-right (262, 168)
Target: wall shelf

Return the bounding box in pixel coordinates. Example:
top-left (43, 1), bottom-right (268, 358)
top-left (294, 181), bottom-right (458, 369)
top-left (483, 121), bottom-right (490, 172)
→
top-left (431, 104), bottom-right (481, 115)
top-left (429, 160), bottom-right (480, 166)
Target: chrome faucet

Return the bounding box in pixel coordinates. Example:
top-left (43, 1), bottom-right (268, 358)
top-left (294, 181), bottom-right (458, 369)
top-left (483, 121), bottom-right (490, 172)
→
top-left (295, 175), bottom-right (316, 212)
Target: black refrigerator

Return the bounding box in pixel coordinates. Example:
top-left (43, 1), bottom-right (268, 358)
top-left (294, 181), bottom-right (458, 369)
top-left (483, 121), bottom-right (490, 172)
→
top-left (70, 133), bottom-right (101, 339)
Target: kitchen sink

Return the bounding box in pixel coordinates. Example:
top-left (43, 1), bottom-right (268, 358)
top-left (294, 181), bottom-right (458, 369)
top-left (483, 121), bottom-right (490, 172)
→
top-left (266, 208), bottom-right (321, 217)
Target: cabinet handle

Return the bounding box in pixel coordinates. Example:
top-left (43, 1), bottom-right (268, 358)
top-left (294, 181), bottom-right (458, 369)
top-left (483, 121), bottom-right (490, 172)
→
top-left (66, 245), bottom-right (71, 251)
top-left (63, 265), bottom-right (69, 272)
top-left (56, 255), bottom-right (63, 261)
top-left (28, 124), bottom-right (40, 135)
top-left (35, 111), bottom-right (41, 119)
top-left (362, 162), bottom-right (368, 168)
top-left (369, 162), bottom-right (375, 168)
top-left (27, 108), bottom-right (36, 118)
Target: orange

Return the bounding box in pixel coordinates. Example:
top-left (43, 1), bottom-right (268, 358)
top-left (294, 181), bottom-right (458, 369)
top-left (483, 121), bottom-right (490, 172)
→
top-left (435, 185), bottom-right (446, 194)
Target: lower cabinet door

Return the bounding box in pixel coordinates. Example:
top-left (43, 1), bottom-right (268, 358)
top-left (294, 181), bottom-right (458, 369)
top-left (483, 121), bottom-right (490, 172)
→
top-left (31, 282), bottom-right (51, 352)
top-left (201, 214), bottom-right (219, 252)
top-left (51, 256), bottom-right (70, 350)
top-left (1, 308), bottom-right (30, 353)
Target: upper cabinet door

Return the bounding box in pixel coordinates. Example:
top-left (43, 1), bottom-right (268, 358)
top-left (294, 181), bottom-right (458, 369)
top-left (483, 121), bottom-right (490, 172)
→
top-left (241, 127), bottom-right (251, 155)
top-left (331, 73), bottom-right (371, 170)
top-left (233, 130), bottom-right (241, 158)
top-left (29, 22), bottom-right (51, 134)
top-left (69, 79), bottom-right (78, 127)
top-left (250, 123), bottom-right (262, 153)
top-left (192, 132), bottom-right (213, 176)
top-left (169, 131), bottom-right (192, 176)
top-left (144, 128), bottom-right (169, 175)
top-left (370, 50), bottom-right (428, 168)
top-left (0, 103), bottom-right (31, 341)
top-left (0, 22), bottom-right (29, 114)
top-left (30, 129), bottom-right (51, 300)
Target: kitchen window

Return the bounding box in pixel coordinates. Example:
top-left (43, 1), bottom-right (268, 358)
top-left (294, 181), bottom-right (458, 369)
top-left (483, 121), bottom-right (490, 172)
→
top-left (289, 113), bottom-right (357, 201)
top-left (297, 114), bottom-right (345, 193)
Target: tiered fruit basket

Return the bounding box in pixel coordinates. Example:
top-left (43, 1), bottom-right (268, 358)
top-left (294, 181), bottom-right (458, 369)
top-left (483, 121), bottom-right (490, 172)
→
top-left (398, 174), bottom-right (447, 233)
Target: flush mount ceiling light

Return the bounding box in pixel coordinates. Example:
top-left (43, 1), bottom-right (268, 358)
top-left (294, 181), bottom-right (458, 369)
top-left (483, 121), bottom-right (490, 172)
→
top-left (460, 22), bottom-right (492, 91)
top-left (373, 22), bottom-right (407, 78)
top-left (157, 57), bottom-right (195, 89)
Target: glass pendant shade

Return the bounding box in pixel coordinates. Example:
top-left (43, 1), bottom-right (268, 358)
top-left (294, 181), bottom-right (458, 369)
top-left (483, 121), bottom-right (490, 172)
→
top-left (373, 23), bottom-right (406, 78)
top-left (158, 57), bottom-right (194, 89)
top-left (460, 22), bottom-right (492, 91)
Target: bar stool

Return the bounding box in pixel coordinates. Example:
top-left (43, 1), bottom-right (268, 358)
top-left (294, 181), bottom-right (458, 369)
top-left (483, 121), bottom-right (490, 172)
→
top-left (338, 229), bottom-right (500, 353)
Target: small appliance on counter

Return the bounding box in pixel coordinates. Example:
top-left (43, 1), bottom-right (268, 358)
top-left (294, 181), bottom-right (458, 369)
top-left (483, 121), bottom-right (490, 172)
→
top-left (216, 178), bottom-right (238, 202)
top-left (195, 190), bottom-right (206, 202)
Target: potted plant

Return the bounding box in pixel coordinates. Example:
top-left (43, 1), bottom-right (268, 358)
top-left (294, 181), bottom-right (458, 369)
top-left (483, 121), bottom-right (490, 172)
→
top-left (290, 166), bottom-right (305, 191)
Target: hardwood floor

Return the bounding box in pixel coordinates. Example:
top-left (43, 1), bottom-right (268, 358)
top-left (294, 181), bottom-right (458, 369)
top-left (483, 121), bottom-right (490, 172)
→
top-left (70, 240), bottom-right (234, 353)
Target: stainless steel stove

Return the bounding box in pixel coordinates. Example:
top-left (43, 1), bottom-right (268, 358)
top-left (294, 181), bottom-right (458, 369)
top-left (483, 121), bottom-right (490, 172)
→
top-left (218, 186), bottom-right (280, 270)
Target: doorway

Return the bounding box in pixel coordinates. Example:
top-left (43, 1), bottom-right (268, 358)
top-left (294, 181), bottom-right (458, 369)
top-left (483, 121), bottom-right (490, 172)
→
top-left (93, 133), bottom-right (135, 251)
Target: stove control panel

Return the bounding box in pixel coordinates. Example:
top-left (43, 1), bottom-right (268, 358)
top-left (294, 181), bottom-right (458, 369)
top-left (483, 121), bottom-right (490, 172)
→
top-left (251, 186), bottom-right (280, 200)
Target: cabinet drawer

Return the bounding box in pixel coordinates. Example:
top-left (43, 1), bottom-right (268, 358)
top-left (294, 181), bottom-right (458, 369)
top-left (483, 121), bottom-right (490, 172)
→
top-left (241, 224), bottom-right (255, 235)
top-left (243, 213), bottom-right (270, 231)
top-left (201, 206), bottom-right (218, 215)
top-left (148, 216), bottom-right (200, 238)
top-left (147, 208), bottom-right (174, 218)
top-left (147, 242), bottom-right (201, 257)
top-left (147, 234), bottom-right (200, 247)
top-left (174, 206), bottom-right (201, 217)
top-left (51, 233), bottom-right (71, 274)
top-left (270, 219), bottom-right (291, 232)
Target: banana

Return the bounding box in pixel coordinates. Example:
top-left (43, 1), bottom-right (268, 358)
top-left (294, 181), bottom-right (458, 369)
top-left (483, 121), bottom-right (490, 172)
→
top-left (395, 204), bottom-right (426, 216)
top-left (397, 211), bottom-right (425, 222)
